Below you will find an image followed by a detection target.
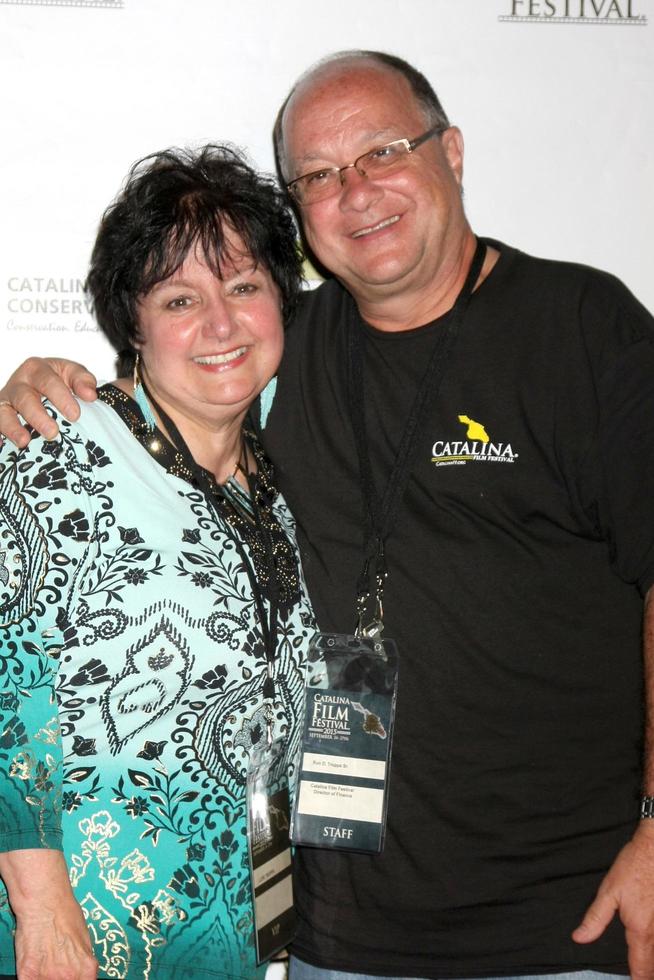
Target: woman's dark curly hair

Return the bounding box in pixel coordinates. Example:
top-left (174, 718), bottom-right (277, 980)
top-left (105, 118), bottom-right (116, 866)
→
top-left (85, 144), bottom-right (303, 376)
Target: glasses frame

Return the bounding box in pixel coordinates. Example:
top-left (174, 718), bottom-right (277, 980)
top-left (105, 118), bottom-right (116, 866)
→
top-left (287, 123), bottom-right (447, 205)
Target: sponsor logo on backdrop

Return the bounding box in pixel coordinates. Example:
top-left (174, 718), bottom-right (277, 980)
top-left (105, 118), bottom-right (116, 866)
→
top-left (4, 276), bottom-right (99, 336)
top-left (500, 1), bottom-right (646, 24)
top-left (0, 0), bottom-right (122, 7)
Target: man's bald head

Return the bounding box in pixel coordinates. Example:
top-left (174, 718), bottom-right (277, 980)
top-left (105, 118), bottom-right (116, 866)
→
top-left (273, 50), bottom-right (450, 183)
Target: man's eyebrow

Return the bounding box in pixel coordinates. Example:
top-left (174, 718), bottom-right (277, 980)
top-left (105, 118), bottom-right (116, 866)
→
top-left (292, 129), bottom-right (398, 171)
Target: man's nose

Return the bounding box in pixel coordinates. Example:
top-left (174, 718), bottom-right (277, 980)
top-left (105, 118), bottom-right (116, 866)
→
top-left (338, 165), bottom-right (383, 211)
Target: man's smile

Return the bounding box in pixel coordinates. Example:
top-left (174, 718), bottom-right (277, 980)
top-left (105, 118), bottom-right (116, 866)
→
top-left (350, 214), bottom-right (401, 239)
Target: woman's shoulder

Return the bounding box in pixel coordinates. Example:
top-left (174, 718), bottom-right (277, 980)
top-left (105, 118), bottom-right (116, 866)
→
top-left (0, 385), bottom-right (132, 474)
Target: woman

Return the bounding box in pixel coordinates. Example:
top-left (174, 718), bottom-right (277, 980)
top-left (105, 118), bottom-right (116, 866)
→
top-left (0, 146), bottom-right (314, 979)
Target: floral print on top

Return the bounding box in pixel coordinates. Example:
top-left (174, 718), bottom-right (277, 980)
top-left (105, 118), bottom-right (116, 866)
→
top-left (0, 385), bottom-right (315, 980)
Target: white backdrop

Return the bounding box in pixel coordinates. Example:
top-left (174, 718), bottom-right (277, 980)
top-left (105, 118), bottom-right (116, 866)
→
top-left (0, 2), bottom-right (651, 976)
top-left (1, 0), bottom-right (651, 380)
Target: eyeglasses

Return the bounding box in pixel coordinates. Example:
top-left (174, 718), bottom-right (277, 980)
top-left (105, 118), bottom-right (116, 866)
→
top-left (286, 123), bottom-right (447, 205)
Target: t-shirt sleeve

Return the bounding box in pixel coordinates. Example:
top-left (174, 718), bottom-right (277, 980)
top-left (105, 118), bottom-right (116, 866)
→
top-left (579, 278), bottom-right (654, 595)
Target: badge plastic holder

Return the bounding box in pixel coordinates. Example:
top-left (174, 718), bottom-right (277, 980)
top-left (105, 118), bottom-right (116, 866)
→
top-left (246, 737), bottom-right (296, 965)
top-left (290, 632), bottom-right (399, 854)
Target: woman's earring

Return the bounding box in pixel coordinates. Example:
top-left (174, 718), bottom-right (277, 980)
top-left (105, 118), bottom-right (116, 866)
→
top-left (132, 352), bottom-right (157, 431)
top-left (133, 351), bottom-right (141, 395)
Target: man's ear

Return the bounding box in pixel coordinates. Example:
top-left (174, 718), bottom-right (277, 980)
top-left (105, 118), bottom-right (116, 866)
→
top-left (441, 127), bottom-right (465, 187)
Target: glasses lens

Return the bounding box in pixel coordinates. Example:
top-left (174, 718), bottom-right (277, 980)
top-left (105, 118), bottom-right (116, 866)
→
top-left (360, 141), bottom-right (409, 177)
top-left (294, 170), bottom-right (339, 204)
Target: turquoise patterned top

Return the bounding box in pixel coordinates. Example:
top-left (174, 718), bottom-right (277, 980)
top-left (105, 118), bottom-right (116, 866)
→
top-left (0, 385), bottom-right (314, 979)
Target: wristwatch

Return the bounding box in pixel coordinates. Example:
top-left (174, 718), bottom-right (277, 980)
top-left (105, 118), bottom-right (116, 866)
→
top-left (640, 795), bottom-right (654, 819)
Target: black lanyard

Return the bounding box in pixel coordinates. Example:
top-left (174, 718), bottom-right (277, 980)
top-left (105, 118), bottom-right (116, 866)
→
top-left (347, 237), bottom-right (487, 635)
top-left (139, 381), bottom-right (279, 702)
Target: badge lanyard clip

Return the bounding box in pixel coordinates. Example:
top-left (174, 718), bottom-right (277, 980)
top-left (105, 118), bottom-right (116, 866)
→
top-left (355, 537), bottom-right (387, 639)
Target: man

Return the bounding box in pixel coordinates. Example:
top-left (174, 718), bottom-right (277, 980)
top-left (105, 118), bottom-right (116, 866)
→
top-left (2, 50), bottom-right (654, 980)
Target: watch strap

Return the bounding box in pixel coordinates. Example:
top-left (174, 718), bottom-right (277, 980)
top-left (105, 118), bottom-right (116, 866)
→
top-left (640, 795), bottom-right (654, 819)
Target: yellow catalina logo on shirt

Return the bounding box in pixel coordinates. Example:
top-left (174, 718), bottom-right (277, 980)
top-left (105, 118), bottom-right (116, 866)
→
top-left (431, 416), bottom-right (518, 468)
top-left (457, 415), bottom-right (490, 443)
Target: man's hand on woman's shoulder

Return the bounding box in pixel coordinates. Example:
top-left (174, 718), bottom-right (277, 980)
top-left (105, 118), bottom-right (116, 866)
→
top-left (0, 357), bottom-right (98, 447)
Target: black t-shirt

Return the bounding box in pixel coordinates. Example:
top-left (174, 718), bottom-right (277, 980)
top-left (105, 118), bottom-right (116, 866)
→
top-left (258, 241), bottom-right (654, 977)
